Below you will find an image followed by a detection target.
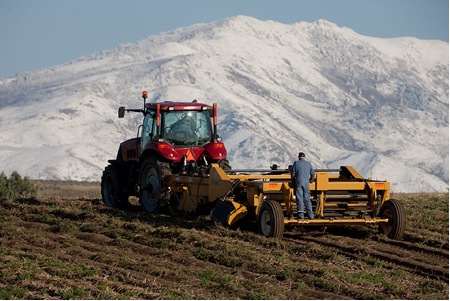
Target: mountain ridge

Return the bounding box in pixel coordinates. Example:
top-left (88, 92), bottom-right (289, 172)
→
top-left (0, 16), bottom-right (448, 192)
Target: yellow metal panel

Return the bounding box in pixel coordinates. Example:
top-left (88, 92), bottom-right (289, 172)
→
top-left (284, 217), bottom-right (389, 226)
top-left (208, 164), bottom-right (232, 201)
top-left (333, 201), bottom-right (369, 206)
top-left (253, 194), bottom-right (260, 208)
top-left (317, 191), bottom-right (325, 217)
top-left (313, 179), bottom-right (365, 191)
top-left (342, 166), bottom-right (364, 179)
top-left (255, 193), bottom-right (264, 216)
top-left (262, 182), bottom-right (283, 191)
top-left (314, 172), bottom-right (329, 190)
top-left (227, 201), bottom-right (249, 226)
top-left (228, 174), bottom-right (291, 181)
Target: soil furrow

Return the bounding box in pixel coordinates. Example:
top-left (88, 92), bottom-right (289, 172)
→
top-left (378, 236), bottom-right (449, 258)
top-left (1, 192), bottom-right (448, 299)
top-left (296, 235), bottom-right (448, 281)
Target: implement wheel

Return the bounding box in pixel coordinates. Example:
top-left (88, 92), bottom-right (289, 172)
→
top-left (139, 157), bottom-right (161, 213)
top-left (257, 200), bottom-right (285, 239)
top-left (379, 199), bottom-right (406, 240)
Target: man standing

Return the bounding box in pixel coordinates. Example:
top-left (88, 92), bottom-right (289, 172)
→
top-left (291, 152), bottom-right (315, 219)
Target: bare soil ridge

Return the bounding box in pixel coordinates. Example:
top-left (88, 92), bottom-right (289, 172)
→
top-left (0, 181), bottom-right (448, 299)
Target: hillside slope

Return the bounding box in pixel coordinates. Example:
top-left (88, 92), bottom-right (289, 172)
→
top-left (0, 16), bottom-right (448, 192)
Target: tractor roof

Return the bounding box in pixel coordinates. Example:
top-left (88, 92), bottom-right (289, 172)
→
top-left (145, 101), bottom-right (211, 111)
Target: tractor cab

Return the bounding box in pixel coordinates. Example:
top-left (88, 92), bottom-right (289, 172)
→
top-left (140, 103), bottom-right (214, 148)
top-left (117, 91), bottom-right (227, 175)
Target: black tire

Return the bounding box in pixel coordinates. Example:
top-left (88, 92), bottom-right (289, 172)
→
top-left (218, 159), bottom-right (232, 171)
top-left (379, 199), bottom-right (406, 240)
top-left (257, 200), bottom-right (285, 238)
top-left (101, 165), bottom-right (128, 208)
top-left (139, 157), bottom-right (161, 213)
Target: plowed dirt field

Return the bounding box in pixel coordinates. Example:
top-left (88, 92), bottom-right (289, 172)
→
top-left (0, 182), bottom-right (448, 299)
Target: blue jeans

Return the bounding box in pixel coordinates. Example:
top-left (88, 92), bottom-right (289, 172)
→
top-left (295, 186), bottom-right (314, 219)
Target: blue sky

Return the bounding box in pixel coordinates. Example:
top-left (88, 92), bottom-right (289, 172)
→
top-left (0, 0), bottom-right (448, 79)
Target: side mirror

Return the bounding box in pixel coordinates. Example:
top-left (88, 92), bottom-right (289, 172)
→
top-left (118, 106), bottom-right (125, 118)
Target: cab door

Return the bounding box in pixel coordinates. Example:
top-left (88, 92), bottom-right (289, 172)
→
top-left (141, 111), bottom-right (156, 152)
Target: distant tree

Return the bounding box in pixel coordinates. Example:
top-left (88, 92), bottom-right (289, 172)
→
top-left (0, 171), bottom-right (37, 199)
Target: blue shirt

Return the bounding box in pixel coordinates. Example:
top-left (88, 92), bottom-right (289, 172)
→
top-left (291, 159), bottom-right (315, 191)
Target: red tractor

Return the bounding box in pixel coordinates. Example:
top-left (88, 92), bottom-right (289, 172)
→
top-left (101, 91), bottom-right (230, 212)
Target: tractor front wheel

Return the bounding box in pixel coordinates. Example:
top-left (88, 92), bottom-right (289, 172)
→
top-left (218, 159), bottom-right (232, 171)
top-left (379, 199), bottom-right (406, 240)
top-left (257, 200), bottom-right (285, 239)
top-left (139, 157), bottom-right (161, 213)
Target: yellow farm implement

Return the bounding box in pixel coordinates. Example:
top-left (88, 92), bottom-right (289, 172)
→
top-left (165, 164), bottom-right (406, 239)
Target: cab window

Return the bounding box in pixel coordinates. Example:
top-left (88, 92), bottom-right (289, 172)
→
top-left (163, 110), bottom-right (212, 146)
top-left (141, 111), bottom-right (156, 150)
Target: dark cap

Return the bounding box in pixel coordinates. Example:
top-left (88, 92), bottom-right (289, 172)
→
top-left (298, 152), bottom-right (305, 158)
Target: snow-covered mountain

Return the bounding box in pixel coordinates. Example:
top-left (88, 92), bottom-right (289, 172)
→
top-left (0, 16), bottom-right (448, 192)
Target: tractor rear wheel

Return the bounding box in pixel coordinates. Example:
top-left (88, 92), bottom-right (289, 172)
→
top-left (257, 200), bottom-right (285, 239)
top-left (139, 157), bottom-right (161, 213)
top-left (101, 165), bottom-right (128, 208)
top-left (379, 199), bottom-right (406, 240)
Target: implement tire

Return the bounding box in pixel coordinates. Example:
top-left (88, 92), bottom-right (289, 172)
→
top-left (257, 200), bottom-right (285, 239)
top-left (379, 199), bottom-right (406, 240)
